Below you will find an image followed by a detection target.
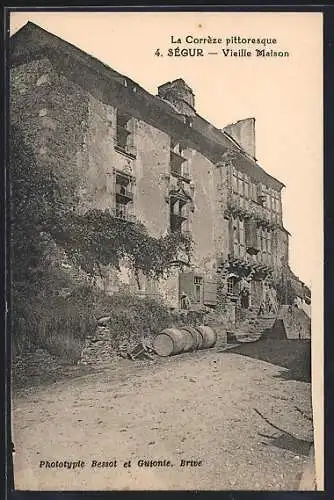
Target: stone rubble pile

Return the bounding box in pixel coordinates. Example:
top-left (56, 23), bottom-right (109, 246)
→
top-left (79, 325), bottom-right (117, 365)
top-left (80, 313), bottom-right (156, 365)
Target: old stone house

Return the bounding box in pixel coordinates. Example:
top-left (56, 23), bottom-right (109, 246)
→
top-left (10, 22), bottom-right (308, 323)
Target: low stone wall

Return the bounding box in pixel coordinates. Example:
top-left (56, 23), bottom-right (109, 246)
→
top-left (277, 305), bottom-right (311, 339)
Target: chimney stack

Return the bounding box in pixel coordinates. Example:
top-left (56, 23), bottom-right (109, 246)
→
top-left (158, 79), bottom-right (196, 117)
top-left (223, 118), bottom-right (256, 159)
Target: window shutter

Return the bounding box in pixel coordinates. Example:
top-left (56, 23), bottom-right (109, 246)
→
top-left (203, 279), bottom-right (218, 306)
top-left (179, 271), bottom-right (195, 302)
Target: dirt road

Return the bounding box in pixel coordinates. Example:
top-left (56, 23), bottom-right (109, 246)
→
top-left (12, 347), bottom-right (313, 491)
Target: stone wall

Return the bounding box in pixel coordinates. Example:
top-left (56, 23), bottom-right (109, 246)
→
top-left (277, 305), bottom-right (311, 339)
top-left (272, 227), bottom-right (289, 280)
top-left (11, 58), bottom-right (89, 202)
top-left (10, 54), bottom-right (229, 307)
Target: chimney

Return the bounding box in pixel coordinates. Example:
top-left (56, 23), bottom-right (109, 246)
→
top-left (158, 79), bottom-right (196, 117)
top-left (223, 118), bottom-right (256, 159)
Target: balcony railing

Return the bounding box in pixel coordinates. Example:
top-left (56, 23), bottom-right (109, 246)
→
top-left (114, 143), bottom-right (137, 158)
top-left (225, 253), bottom-right (274, 276)
top-left (226, 198), bottom-right (279, 227)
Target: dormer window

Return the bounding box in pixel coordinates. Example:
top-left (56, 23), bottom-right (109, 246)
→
top-left (115, 110), bottom-right (136, 158)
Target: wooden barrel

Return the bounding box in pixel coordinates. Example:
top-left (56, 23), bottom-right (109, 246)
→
top-left (180, 326), bottom-right (203, 350)
top-left (153, 328), bottom-right (186, 357)
top-left (195, 326), bottom-right (217, 349)
top-left (179, 328), bottom-right (196, 352)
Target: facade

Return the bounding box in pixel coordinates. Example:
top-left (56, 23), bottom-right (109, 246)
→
top-left (10, 22), bottom-right (307, 323)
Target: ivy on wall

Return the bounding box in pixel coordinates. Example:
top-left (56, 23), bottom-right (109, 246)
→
top-left (10, 123), bottom-right (193, 298)
top-left (51, 210), bottom-right (193, 286)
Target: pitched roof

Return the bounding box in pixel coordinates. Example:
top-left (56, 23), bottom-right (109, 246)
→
top-left (10, 21), bottom-right (285, 190)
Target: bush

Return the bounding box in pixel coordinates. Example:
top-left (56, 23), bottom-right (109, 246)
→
top-left (11, 283), bottom-right (176, 363)
top-left (12, 290), bottom-right (96, 363)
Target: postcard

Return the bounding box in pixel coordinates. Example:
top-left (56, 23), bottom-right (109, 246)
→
top-left (8, 10), bottom-right (323, 491)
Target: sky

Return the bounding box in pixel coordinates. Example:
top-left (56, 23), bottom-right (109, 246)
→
top-left (9, 11), bottom-right (323, 287)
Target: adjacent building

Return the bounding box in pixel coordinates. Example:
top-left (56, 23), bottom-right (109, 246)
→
top-left (10, 22), bottom-right (309, 325)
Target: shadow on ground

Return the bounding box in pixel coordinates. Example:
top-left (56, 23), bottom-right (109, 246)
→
top-left (226, 335), bottom-right (311, 383)
top-left (258, 431), bottom-right (312, 457)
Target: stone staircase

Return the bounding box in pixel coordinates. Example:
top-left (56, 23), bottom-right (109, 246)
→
top-left (228, 307), bottom-right (277, 343)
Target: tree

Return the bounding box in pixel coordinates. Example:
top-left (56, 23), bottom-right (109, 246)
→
top-left (10, 125), bottom-right (65, 294)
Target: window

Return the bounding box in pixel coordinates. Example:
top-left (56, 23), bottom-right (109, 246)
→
top-left (239, 219), bottom-right (245, 256)
top-left (115, 110), bottom-right (136, 157)
top-left (277, 196), bottom-right (282, 216)
top-left (114, 171), bottom-right (134, 220)
top-left (257, 184), bottom-right (267, 206)
top-left (238, 177), bottom-right (243, 196)
top-left (194, 276), bottom-right (203, 303)
top-left (232, 217), bottom-right (249, 258)
top-left (170, 139), bottom-right (190, 181)
top-left (267, 231), bottom-right (272, 255)
top-left (256, 229), bottom-right (262, 262)
top-left (252, 183), bottom-right (257, 201)
top-left (184, 116), bottom-right (193, 127)
top-left (227, 276), bottom-right (237, 295)
top-left (261, 228), bottom-right (267, 262)
top-left (244, 177), bottom-right (249, 198)
top-left (233, 217), bottom-right (239, 257)
top-left (115, 201), bottom-right (127, 219)
top-left (232, 171), bottom-right (249, 204)
top-left (245, 219), bottom-right (259, 255)
top-left (170, 196), bottom-right (188, 233)
top-left (258, 228), bottom-right (272, 264)
top-left (232, 173), bottom-right (238, 192)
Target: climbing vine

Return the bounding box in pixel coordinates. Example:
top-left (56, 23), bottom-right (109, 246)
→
top-left (11, 124), bottom-right (193, 296)
top-left (50, 209), bottom-right (193, 282)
